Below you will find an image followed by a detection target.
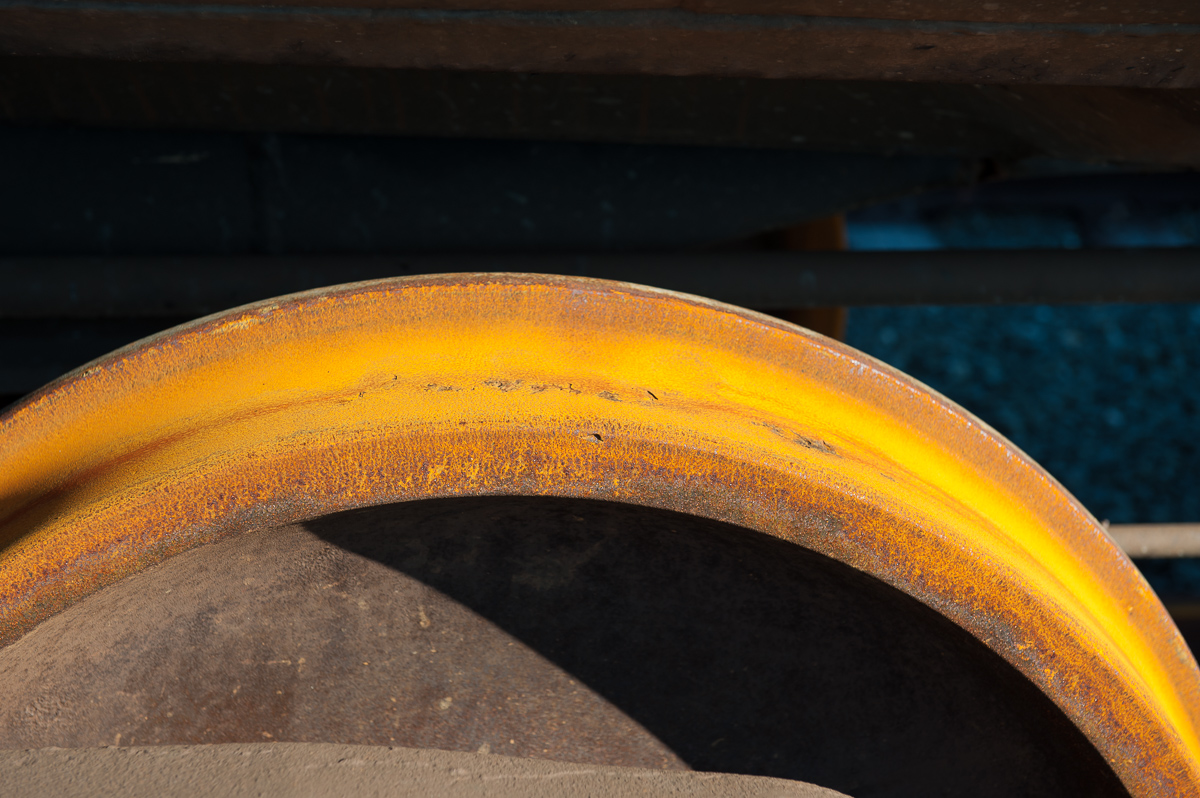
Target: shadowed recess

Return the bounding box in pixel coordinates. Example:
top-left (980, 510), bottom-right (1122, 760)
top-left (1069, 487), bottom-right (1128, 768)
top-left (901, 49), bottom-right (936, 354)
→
top-left (0, 496), bottom-right (1127, 798)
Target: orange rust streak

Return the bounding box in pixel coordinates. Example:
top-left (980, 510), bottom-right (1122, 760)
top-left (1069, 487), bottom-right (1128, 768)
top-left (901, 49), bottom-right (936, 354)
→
top-left (0, 382), bottom-right (374, 546)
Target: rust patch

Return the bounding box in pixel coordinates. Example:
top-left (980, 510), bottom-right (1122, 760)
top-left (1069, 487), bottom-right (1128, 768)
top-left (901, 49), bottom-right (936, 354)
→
top-left (752, 422), bottom-right (836, 456)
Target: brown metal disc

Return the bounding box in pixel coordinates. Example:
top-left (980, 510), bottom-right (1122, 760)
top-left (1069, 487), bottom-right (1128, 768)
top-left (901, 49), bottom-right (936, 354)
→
top-left (1, 496), bottom-right (1128, 797)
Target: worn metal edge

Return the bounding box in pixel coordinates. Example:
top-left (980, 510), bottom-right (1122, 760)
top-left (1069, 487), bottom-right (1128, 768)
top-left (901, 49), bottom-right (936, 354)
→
top-left (0, 743), bottom-right (848, 797)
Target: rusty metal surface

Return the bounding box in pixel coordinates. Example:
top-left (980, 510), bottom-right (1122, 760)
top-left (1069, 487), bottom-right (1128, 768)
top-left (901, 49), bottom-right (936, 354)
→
top-left (15, 0), bottom-right (1194, 25)
top-left (669, 0), bottom-right (1200, 24)
top-left (1, 4), bottom-right (1197, 88)
top-left (0, 498), bottom-right (1128, 797)
top-left (0, 273), bottom-right (1198, 796)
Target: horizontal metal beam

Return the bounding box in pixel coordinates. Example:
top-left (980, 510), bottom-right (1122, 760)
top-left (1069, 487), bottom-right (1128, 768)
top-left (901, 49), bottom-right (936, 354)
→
top-left (4, 59), bottom-right (1200, 166)
top-left (2, 250), bottom-right (1199, 318)
top-left (1110, 525), bottom-right (1200, 559)
top-left (0, 127), bottom-right (971, 257)
top-left (1, 4), bottom-right (1197, 88)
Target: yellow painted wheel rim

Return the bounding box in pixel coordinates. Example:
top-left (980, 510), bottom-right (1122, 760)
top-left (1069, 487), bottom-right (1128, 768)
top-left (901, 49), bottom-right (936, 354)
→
top-left (1, 274), bottom-right (1197, 796)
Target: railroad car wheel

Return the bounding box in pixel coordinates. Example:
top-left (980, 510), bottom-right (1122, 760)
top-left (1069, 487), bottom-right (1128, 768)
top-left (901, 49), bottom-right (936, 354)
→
top-left (1, 275), bottom-right (1196, 797)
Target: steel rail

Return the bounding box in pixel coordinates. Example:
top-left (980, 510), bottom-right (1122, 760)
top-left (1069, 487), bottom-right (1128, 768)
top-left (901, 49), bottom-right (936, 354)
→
top-left (2, 249), bottom-right (1199, 318)
top-left (0, 274), bottom-right (1198, 796)
top-left (1111, 525), bottom-right (1200, 559)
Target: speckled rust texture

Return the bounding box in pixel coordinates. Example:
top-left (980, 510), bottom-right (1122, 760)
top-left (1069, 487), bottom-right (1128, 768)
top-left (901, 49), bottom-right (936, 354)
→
top-left (0, 273), bottom-right (1197, 797)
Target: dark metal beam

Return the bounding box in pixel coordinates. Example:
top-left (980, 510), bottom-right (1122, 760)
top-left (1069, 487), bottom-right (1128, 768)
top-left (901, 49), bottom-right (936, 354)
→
top-left (2, 249), bottom-right (1199, 318)
top-left (2, 3), bottom-right (1198, 88)
top-left (0, 126), bottom-right (971, 257)
top-left (4, 58), bottom-right (1199, 166)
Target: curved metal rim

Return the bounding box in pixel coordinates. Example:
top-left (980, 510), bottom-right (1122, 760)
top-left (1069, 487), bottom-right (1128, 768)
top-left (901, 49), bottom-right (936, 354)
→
top-left (1, 273), bottom-right (1197, 796)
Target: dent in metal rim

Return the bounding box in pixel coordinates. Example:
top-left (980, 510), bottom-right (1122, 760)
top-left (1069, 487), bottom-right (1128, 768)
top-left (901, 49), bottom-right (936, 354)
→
top-left (0, 273), bottom-right (1197, 797)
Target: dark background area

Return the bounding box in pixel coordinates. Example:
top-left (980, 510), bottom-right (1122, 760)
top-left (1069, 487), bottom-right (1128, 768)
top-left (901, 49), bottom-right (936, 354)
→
top-left (844, 176), bottom-right (1200, 526)
top-left (846, 302), bottom-right (1200, 524)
